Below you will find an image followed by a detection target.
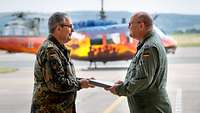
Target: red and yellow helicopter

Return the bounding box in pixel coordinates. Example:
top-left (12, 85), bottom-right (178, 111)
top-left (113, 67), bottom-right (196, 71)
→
top-left (0, 11), bottom-right (177, 68)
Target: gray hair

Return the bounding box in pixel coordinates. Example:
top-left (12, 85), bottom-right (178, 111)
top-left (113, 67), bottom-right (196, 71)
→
top-left (48, 12), bottom-right (69, 33)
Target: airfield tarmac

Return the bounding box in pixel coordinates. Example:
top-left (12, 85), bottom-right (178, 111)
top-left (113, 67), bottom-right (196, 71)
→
top-left (0, 47), bottom-right (200, 113)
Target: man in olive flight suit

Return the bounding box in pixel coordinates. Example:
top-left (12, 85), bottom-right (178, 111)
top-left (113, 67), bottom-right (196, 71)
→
top-left (106, 12), bottom-right (172, 113)
top-left (30, 12), bottom-right (94, 113)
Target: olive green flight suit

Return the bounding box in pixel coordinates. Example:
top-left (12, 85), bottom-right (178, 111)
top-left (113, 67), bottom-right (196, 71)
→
top-left (31, 35), bottom-right (81, 113)
top-left (116, 32), bottom-right (172, 113)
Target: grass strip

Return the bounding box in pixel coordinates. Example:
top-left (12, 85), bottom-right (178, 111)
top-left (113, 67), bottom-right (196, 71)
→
top-left (172, 33), bottom-right (200, 47)
top-left (0, 67), bottom-right (17, 73)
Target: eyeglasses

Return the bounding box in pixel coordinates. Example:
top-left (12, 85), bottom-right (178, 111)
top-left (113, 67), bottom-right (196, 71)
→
top-left (128, 21), bottom-right (142, 28)
top-left (60, 24), bottom-right (73, 29)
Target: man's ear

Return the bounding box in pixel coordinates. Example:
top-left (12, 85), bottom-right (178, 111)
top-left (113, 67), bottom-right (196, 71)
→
top-left (139, 22), bottom-right (146, 32)
top-left (57, 26), bottom-right (61, 31)
top-left (55, 25), bottom-right (61, 32)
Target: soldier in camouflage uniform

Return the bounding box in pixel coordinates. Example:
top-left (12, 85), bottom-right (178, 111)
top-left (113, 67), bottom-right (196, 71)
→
top-left (30, 12), bottom-right (94, 113)
top-left (106, 12), bottom-right (172, 113)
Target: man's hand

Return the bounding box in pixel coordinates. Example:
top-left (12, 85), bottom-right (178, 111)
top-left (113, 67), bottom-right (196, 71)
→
top-left (105, 84), bottom-right (119, 95)
top-left (105, 80), bottom-right (123, 95)
top-left (79, 79), bottom-right (95, 88)
top-left (114, 80), bottom-right (123, 84)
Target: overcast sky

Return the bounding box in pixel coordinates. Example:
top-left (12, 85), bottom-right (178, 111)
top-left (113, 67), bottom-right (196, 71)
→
top-left (1, 0), bottom-right (200, 14)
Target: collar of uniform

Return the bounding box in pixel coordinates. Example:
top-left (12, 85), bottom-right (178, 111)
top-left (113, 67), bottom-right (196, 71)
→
top-left (48, 35), bottom-right (71, 60)
top-left (48, 35), bottom-right (65, 50)
top-left (137, 31), bottom-right (154, 51)
top-left (141, 31), bottom-right (154, 44)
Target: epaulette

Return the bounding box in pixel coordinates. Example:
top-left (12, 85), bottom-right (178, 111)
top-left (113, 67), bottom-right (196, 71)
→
top-left (46, 41), bottom-right (54, 48)
top-left (45, 41), bottom-right (57, 55)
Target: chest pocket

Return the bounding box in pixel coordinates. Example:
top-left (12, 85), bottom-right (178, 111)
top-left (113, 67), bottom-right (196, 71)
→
top-left (65, 61), bottom-right (75, 76)
top-left (58, 50), bottom-right (76, 78)
top-left (126, 51), bottom-right (143, 80)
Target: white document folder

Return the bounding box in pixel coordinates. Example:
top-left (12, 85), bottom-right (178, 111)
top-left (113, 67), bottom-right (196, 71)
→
top-left (89, 79), bottom-right (114, 88)
top-left (77, 77), bottom-right (114, 88)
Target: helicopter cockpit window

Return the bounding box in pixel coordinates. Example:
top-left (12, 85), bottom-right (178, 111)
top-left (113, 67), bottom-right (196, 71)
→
top-left (110, 33), bottom-right (120, 44)
top-left (3, 26), bottom-right (31, 36)
top-left (106, 34), bottom-right (114, 44)
top-left (90, 34), bottom-right (102, 45)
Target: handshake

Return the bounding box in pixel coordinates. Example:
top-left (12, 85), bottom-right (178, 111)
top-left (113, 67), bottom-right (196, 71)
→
top-left (78, 77), bottom-right (123, 95)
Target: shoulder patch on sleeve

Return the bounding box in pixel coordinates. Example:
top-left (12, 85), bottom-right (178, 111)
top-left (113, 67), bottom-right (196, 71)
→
top-left (47, 42), bottom-right (54, 48)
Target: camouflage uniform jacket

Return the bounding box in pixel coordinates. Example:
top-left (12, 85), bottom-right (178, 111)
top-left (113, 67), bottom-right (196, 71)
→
top-left (31, 35), bottom-right (81, 113)
top-left (116, 32), bottom-right (172, 113)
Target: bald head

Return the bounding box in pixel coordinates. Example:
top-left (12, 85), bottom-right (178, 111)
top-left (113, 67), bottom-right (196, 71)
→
top-left (128, 12), bottom-right (153, 41)
top-left (133, 12), bottom-right (153, 30)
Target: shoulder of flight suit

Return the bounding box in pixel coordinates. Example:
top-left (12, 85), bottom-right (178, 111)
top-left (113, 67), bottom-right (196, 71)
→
top-left (142, 46), bottom-right (159, 65)
top-left (142, 44), bottom-right (157, 59)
